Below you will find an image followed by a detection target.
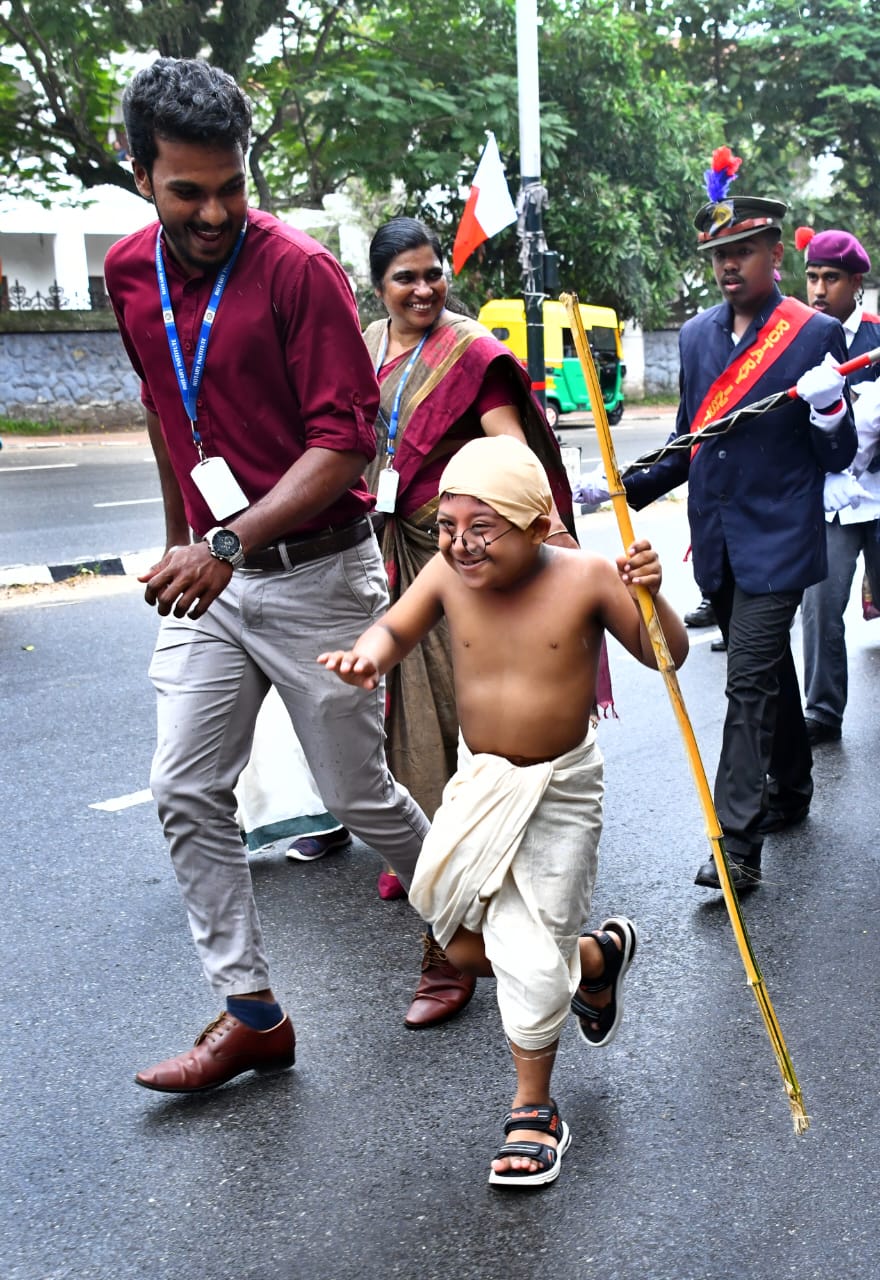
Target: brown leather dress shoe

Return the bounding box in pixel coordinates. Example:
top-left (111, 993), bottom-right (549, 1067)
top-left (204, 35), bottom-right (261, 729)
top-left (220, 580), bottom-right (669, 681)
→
top-left (404, 933), bottom-right (476, 1029)
top-left (135, 1011), bottom-right (295, 1093)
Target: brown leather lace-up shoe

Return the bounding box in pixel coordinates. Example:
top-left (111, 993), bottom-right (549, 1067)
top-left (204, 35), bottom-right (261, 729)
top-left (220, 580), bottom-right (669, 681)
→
top-left (404, 933), bottom-right (476, 1029)
top-left (135, 1011), bottom-right (295, 1093)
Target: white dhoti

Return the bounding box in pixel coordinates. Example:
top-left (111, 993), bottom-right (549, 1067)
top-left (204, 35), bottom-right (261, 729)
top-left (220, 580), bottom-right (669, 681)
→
top-left (409, 729), bottom-right (604, 1049)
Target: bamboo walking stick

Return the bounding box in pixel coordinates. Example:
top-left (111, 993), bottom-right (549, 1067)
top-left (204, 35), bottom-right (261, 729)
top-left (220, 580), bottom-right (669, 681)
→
top-left (561, 292), bottom-right (809, 1134)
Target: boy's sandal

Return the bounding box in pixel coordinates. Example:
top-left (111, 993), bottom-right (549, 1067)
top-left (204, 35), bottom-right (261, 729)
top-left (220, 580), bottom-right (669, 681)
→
top-left (488, 1099), bottom-right (572, 1189)
top-left (571, 915), bottom-right (638, 1049)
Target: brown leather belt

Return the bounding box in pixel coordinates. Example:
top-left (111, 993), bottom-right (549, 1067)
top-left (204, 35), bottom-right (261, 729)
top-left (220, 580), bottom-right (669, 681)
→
top-left (243, 514), bottom-right (380, 572)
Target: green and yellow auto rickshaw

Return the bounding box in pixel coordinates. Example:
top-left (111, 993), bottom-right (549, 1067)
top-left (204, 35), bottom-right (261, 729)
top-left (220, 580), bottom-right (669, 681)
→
top-left (477, 297), bottom-right (626, 429)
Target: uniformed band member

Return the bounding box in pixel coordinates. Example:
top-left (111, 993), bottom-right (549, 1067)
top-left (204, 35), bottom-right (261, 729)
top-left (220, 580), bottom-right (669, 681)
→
top-left (798, 227), bottom-right (880, 746)
top-left (622, 150), bottom-right (857, 890)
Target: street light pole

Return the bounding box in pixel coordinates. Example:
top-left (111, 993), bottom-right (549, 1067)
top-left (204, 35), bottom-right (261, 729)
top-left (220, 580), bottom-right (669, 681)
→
top-left (516, 0), bottom-right (548, 410)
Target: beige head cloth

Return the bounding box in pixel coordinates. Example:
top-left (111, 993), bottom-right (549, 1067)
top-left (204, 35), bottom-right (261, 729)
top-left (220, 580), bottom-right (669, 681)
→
top-left (438, 435), bottom-right (552, 529)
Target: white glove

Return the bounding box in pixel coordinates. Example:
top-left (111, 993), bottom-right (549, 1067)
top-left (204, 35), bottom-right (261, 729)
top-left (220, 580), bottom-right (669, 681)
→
top-left (796, 351), bottom-right (846, 422)
top-left (823, 470), bottom-right (873, 511)
top-left (848, 380), bottom-right (880, 473)
top-left (572, 463), bottom-right (610, 506)
top-left (853, 379), bottom-right (880, 437)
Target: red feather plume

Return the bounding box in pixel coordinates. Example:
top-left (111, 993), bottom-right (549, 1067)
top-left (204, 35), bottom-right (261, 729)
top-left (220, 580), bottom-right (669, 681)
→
top-left (712, 146), bottom-right (742, 179)
top-left (794, 226), bottom-right (815, 251)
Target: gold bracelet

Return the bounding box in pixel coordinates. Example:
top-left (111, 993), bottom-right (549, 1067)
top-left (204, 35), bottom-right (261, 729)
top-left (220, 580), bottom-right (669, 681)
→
top-left (544, 528), bottom-right (568, 541)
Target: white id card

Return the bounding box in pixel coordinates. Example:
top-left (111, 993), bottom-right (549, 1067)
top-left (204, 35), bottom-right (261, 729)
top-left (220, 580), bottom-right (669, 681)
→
top-left (375, 466), bottom-right (400, 513)
top-left (190, 456), bottom-right (249, 520)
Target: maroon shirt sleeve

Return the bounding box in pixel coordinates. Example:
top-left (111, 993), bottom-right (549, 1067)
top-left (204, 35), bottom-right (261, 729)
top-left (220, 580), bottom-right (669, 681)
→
top-left (278, 250), bottom-right (379, 461)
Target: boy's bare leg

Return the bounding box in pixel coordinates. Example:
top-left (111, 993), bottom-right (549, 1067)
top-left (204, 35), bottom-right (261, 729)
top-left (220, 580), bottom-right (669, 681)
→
top-left (444, 925), bottom-right (494, 977)
top-left (576, 930), bottom-right (623, 1031)
top-left (491, 1040), bottom-right (560, 1176)
top-left (445, 926), bottom-right (565, 1175)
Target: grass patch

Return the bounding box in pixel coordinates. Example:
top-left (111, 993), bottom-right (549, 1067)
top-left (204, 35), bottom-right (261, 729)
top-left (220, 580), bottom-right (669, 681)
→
top-left (0, 418), bottom-right (141, 436)
top-left (1, 417), bottom-right (67, 435)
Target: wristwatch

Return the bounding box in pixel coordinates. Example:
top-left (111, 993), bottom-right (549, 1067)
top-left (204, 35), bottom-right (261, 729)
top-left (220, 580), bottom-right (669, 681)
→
top-left (205, 526), bottom-right (246, 568)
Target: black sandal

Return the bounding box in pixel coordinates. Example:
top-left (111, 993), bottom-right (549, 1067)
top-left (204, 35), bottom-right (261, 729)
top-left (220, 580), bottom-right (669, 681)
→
top-left (488, 1099), bottom-right (572, 1188)
top-left (571, 915), bottom-right (638, 1048)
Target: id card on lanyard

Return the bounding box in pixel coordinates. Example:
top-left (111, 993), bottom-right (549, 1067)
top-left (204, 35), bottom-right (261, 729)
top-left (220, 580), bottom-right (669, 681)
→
top-left (155, 223), bottom-right (249, 520)
top-left (373, 326), bottom-right (430, 513)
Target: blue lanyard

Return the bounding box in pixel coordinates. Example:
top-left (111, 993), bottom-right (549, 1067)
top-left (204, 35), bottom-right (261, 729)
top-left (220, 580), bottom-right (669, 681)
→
top-left (155, 221), bottom-right (247, 457)
top-left (374, 325), bottom-right (430, 465)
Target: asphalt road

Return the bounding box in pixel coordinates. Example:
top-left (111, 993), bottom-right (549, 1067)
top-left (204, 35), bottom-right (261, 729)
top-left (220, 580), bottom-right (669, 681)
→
top-left (0, 437), bottom-right (164, 570)
top-left (0, 410), bottom-right (675, 574)
top-left (2, 450), bottom-right (878, 1279)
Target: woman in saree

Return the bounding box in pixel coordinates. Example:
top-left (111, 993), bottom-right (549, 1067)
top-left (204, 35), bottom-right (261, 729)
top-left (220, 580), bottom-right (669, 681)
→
top-left (362, 217), bottom-right (611, 899)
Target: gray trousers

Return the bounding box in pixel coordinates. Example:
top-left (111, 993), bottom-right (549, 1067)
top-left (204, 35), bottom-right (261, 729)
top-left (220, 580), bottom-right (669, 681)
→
top-left (148, 536), bottom-right (429, 997)
top-left (802, 516), bottom-right (880, 729)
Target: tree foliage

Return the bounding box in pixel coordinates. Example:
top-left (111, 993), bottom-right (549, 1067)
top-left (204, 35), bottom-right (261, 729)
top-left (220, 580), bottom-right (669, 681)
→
top-left (2, 0), bottom-right (877, 323)
top-left (647, 0), bottom-right (880, 292)
top-left (0, 0), bottom-right (287, 197)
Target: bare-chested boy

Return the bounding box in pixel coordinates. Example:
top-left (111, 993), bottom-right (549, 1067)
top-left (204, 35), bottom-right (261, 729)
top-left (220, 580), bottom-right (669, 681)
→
top-left (318, 435), bottom-right (688, 1189)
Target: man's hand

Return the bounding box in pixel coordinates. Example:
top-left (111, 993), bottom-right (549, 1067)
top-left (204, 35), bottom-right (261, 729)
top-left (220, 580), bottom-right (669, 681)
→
top-left (796, 351), bottom-right (845, 425)
top-left (823, 470), bottom-right (873, 512)
top-left (138, 543), bottom-right (233, 618)
top-left (316, 649), bottom-right (381, 689)
top-left (572, 463), bottom-right (610, 507)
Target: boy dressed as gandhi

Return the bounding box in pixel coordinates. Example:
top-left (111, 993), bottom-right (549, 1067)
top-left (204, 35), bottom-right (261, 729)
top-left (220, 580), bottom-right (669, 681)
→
top-left (319, 435), bottom-right (688, 1188)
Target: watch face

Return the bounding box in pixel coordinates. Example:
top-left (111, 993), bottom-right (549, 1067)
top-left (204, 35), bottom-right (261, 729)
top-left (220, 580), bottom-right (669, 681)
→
top-left (212, 529), bottom-right (241, 558)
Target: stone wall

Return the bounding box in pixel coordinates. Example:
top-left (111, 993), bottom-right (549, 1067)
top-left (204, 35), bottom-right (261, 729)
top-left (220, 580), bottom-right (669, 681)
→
top-left (0, 319), bottom-right (685, 426)
top-left (642, 329), bottom-right (680, 397)
top-left (0, 323), bottom-right (142, 427)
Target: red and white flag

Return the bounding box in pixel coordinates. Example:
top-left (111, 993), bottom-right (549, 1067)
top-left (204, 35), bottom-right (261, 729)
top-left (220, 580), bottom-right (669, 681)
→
top-left (452, 133), bottom-right (517, 274)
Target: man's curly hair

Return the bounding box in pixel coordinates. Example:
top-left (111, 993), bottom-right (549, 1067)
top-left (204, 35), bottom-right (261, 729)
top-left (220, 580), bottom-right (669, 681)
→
top-left (123, 57), bottom-right (252, 175)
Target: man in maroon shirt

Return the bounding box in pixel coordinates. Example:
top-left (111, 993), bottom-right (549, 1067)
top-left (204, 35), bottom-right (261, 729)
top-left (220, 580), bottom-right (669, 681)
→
top-left (105, 57), bottom-right (474, 1094)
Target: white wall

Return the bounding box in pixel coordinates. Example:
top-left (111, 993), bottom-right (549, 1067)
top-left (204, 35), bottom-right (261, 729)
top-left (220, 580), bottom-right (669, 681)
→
top-left (1, 186), bottom-right (155, 307)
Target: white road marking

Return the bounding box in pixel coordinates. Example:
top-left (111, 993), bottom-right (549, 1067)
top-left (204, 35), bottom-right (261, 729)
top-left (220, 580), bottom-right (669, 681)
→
top-left (90, 788), bottom-right (153, 812)
top-left (0, 463), bottom-right (77, 473)
top-left (93, 498), bottom-right (162, 508)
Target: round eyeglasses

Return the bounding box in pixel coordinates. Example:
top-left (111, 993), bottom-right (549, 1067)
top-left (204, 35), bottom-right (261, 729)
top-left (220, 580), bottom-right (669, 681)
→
top-left (429, 523), bottom-right (515, 556)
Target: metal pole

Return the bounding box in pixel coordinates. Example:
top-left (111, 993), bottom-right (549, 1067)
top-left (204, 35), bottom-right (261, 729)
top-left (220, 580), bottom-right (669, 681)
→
top-left (516, 0), bottom-right (546, 410)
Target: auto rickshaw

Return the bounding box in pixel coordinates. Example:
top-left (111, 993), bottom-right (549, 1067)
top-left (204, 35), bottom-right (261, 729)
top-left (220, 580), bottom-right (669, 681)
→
top-left (477, 297), bottom-right (626, 429)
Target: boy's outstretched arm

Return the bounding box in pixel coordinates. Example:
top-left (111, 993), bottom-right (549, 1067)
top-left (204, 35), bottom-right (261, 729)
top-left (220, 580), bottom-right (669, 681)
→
top-left (611, 540), bottom-right (689, 669)
top-left (318, 554), bottom-right (446, 688)
top-left (318, 622), bottom-right (403, 689)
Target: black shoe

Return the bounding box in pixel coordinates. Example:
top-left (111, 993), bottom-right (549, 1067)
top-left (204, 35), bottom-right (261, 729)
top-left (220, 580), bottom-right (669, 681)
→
top-left (757, 803), bottom-right (810, 835)
top-left (694, 853), bottom-right (761, 890)
top-left (804, 718), bottom-right (841, 746)
top-left (710, 636), bottom-right (727, 652)
top-left (684, 598), bottom-right (717, 628)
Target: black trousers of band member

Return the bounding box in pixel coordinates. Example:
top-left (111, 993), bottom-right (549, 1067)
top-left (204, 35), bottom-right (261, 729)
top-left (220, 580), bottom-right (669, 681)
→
top-left (709, 555), bottom-right (813, 862)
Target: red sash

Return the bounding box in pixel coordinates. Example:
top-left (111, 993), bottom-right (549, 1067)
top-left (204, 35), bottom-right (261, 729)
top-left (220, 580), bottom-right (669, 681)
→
top-left (690, 297), bottom-right (815, 447)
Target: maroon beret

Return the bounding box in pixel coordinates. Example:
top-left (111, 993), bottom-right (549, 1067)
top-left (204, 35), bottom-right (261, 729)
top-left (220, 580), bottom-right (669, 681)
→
top-left (804, 228), bottom-right (871, 275)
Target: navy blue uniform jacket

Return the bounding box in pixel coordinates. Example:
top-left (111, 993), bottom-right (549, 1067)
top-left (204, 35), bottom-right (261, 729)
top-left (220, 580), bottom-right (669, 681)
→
top-left (625, 287), bottom-right (857, 595)
top-left (849, 313), bottom-right (880, 387)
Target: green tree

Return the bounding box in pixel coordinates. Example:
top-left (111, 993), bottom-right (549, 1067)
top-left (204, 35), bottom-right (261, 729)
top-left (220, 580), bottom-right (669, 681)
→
top-left (0, 0), bottom-right (286, 197)
top-left (342, 0), bottom-right (723, 324)
top-left (646, 0), bottom-right (880, 282)
top-left (0, 0), bottom-right (725, 322)
top-left (533, 0), bottom-right (724, 325)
